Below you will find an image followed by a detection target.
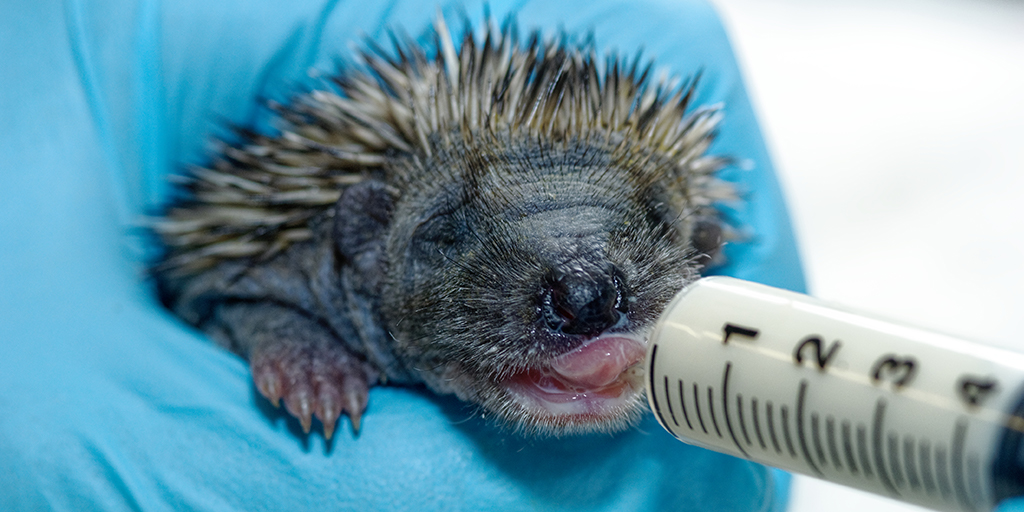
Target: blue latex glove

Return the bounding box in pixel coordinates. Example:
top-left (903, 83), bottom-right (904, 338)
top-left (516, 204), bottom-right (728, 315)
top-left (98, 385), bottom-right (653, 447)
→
top-left (0, 0), bottom-right (805, 510)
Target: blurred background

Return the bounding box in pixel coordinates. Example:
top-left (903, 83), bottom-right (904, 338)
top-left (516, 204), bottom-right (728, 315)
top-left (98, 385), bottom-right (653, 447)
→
top-left (710, 0), bottom-right (1024, 510)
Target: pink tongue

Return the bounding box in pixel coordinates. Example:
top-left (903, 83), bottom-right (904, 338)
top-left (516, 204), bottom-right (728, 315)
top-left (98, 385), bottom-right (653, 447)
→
top-left (549, 336), bottom-right (646, 389)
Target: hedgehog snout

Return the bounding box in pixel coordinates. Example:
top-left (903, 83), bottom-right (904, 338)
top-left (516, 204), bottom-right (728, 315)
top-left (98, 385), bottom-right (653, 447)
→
top-left (539, 265), bottom-right (627, 337)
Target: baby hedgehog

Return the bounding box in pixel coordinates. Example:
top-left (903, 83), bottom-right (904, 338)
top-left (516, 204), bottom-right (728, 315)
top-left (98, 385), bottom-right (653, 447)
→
top-left (155, 16), bottom-right (732, 439)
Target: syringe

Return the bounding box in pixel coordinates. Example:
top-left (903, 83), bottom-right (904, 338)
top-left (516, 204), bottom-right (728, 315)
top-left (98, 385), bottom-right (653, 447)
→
top-left (646, 277), bottom-right (1024, 512)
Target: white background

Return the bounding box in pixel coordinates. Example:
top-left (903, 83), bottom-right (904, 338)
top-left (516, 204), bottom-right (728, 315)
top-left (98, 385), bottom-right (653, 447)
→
top-left (710, 1), bottom-right (1024, 511)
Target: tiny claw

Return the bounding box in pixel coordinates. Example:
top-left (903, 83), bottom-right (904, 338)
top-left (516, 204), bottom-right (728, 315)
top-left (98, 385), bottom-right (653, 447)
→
top-left (342, 386), bottom-right (368, 435)
top-left (285, 392), bottom-right (314, 434)
top-left (316, 395), bottom-right (341, 441)
top-left (348, 411), bottom-right (362, 435)
top-left (254, 370), bottom-right (283, 408)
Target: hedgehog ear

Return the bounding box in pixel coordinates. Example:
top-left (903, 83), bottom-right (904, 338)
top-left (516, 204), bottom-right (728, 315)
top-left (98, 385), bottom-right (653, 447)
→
top-left (690, 217), bottom-right (724, 267)
top-left (333, 179), bottom-right (395, 288)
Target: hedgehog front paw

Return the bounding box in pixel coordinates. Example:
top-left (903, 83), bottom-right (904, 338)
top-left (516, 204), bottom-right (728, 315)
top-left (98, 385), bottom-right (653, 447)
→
top-left (250, 341), bottom-right (373, 439)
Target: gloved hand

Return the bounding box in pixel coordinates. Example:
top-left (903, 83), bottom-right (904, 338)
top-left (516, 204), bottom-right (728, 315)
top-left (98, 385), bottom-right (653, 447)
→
top-left (0, 0), bottom-right (804, 510)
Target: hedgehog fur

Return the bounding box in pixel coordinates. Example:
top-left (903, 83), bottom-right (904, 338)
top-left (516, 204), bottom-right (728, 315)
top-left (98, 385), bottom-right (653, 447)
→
top-left (155, 14), bottom-right (732, 438)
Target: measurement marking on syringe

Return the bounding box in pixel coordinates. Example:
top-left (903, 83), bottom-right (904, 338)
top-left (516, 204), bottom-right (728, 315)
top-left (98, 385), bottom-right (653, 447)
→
top-left (811, 413), bottom-right (827, 467)
top-left (681, 366), bottom-right (996, 501)
top-left (796, 381), bottom-right (824, 476)
top-left (677, 380), bottom-right (693, 430)
top-left (751, 398), bottom-right (768, 451)
top-left (872, 400), bottom-right (900, 496)
top-left (693, 383), bottom-right (709, 435)
top-left (736, 394), bottom-right (753, 447)
top-left (721, 363), bottom-right (750, 457)
top-left (708, 386), bottom-right (723, 438)
top-left (857, 425), bottom-right (874, 479)
top-left (951, 419), bottom-right (975, 511)
top-left (919, 439), bottom-right (936, 495)
top-left (648, 345), bottom-right (671, 432)
top-left (903, 436), bottom-right (921, 491)
top-left (781, 405), bottom-right (797, 458)
top-left (888, 432), bottom-right (906, 489)
top-left (663, 376), bottom-right (679, 428)
top-left (842, 421), bottom-right (859, 475)
top-left (766, 401), bottom-right (783, 455)
top-left (826, 416), bottom-right (843, 471)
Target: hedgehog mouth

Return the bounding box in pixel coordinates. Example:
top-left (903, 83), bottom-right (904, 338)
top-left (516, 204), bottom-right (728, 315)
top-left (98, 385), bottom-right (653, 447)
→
top-left (503, 334), bottom-right (647, 422)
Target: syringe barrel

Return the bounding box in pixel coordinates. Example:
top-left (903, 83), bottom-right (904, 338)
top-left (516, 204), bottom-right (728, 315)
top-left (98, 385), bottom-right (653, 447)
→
top-left (646, 277), bottom-right (1024, 512)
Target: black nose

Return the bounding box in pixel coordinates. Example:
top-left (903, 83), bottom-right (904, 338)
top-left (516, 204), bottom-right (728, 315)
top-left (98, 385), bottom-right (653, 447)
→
top-left (541, 267), bottom-right (626, 336)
